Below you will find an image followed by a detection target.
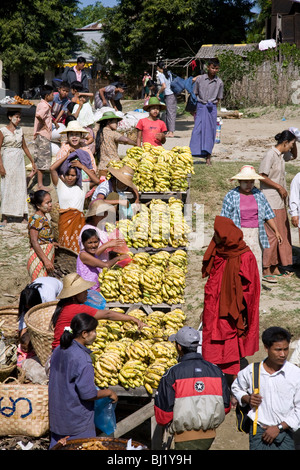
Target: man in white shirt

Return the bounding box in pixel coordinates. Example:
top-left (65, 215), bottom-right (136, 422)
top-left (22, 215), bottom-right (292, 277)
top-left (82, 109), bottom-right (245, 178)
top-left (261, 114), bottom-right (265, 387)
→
top-left (231, 326), bottom-right (300, 450)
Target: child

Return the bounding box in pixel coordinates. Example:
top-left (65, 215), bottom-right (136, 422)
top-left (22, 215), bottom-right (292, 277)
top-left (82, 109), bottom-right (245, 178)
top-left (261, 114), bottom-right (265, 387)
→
top-left (70, 80), bottom-right (84, 103)
top-left (95, 111), bottom-right (136, 177)
top-left (136, 96), bottom-right (167, 147)
top-left (17, 331), bottom-right (35, 367)
top-left (52, 81), bottom-right (71, 127)
top-left (56, 119), bottom-right (98, 193)
top-left (71, 95), bottom-right (95, 154)
top-left (33, 84), bottom-right (54, 190)
top-left (77, 228), bottom-right (129, 290)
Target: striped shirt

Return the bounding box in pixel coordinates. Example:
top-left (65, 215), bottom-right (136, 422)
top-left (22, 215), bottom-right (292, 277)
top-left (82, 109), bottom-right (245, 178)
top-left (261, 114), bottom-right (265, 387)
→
top-left (221, 187), bottom-right (275, 248)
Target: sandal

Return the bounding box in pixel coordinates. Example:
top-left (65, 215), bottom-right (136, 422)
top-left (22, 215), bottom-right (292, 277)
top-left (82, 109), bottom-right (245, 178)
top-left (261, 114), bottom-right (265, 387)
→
top-left (262, 275), bottom-right (277, 284)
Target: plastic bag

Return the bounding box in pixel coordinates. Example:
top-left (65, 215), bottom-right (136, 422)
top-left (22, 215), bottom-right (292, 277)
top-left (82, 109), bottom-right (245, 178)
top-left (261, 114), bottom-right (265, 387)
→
top-left (85, 290), bottom-right (106, 310)
top-left (107, 228), bottom-right (130, 254)
top-left (94, 396), bottom-right (116, 435)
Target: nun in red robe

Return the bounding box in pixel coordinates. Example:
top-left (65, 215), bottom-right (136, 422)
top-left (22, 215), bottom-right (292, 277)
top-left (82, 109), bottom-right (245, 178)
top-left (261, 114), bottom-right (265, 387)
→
top-left (201, 216), bottom-right (260, 377)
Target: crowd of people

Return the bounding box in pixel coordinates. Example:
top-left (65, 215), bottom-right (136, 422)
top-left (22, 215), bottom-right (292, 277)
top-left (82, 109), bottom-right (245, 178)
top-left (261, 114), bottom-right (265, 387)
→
top-left (1, 55), bottom-right (300, 452)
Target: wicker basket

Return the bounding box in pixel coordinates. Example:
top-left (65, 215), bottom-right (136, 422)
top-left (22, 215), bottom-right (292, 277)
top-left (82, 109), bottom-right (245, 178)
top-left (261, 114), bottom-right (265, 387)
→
top-left (0, 305), bottom-right (19, 341)
top-left (54, 246), bottom-right (78, 278)
top-left (24, 301), bottom-right (57, 366)
top-left (0, 377), bottom-right (49, 437)
top-left (0, 362), bottom-right (17, 382)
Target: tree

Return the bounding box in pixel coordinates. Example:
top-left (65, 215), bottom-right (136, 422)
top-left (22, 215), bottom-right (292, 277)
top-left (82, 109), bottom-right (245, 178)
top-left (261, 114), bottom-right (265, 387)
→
top-left (99, 0), bottom-right (255, 79)
top-left (74, 1), bottom-right (108, 27)
top-left (0, 0), bottom-right (82, 78)
top-left (246, 0), bottom-right (272, 43)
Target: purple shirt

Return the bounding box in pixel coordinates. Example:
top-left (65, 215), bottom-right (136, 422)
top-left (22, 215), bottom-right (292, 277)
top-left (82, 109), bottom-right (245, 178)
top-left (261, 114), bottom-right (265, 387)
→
top-left (48, 340), bottom-right (97, 435)
top-left (240, 193), bottom-right (259, 228)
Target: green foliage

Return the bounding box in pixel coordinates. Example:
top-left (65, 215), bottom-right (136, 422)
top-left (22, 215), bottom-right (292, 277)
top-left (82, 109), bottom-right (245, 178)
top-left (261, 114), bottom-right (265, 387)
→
top-left (74, 1), bottom-right (108, 27)
top-left (0, 0), bottom-right (82, 77)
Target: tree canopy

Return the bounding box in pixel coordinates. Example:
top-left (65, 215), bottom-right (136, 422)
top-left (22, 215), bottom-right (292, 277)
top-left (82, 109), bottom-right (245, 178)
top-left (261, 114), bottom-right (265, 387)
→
top-left (0, 0), bottom-right (82, 77)
top-left (99, 0), bottom-right (255, 78)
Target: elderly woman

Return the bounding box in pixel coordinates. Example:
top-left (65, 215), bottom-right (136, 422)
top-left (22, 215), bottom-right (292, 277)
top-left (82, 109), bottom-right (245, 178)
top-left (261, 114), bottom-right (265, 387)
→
top-left (0, 109), bottom-right (37, 224)
top-left (259, 130), bottom-right (297, 279)
top-left (221, 165), bottom-right (282, 283)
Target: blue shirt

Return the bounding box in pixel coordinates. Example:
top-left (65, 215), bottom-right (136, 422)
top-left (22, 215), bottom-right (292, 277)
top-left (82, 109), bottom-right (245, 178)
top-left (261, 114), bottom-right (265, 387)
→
top-left (221, 186), bottom-right (275, 249)
top-left (48, 340), bottom-right (97, 435)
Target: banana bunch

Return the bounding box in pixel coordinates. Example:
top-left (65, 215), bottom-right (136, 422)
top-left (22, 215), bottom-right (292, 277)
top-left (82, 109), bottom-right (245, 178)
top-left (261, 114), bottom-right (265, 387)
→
top-left (148, 200), bottom-right (170, 248)
top-left (153, 153), bottom-right (172, 192)
top-left (132, 251), bottom-right (150, 269)
top-left (115, 219), bottom-right (133, 247)
top-left (169, 198), bottom-right (191, 247)
top-left (162, 308), bottom-right (187, 336)
top-left (170, 146), bottom-right (194, 191)
top-left (98, 268), bottom-right (121, 302)
top-left (149, 250), bottom-right (170, 270)
top-left (118, 263), bottom-right (144, 304)
top-left (129, 205), bottom-right (150, 249)
top-left (140, 265), bottom-right (164, 304)
top-left (169, 249), bottom-right (188, 273)
top-left (162, 265), bottom-right (186, 305)
top-left (151, 340), bottom-right (178, 361)
top-left (94, 348), bottom-right (124, 387)
top-left (145, 310), bottom-right (165, 329)
top-left (134, 153), bottom-right (156, 191)
top-left (143, 359), bottom-right (175, 395)
top-left (124, 146), bottom-right (145, 162)
top-left (125, 339), bottom-right (155, 362)
top-left (91, 324), bottom-right (110, 351)
top-left (118, 359), bottom-right (148, 389)
top-left (121, 309), bottom-right (148, 334)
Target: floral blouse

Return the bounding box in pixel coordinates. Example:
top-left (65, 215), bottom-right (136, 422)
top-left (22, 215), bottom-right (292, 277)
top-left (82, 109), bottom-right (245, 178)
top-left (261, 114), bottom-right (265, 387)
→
top-left (28, 214), bottom-right (54, 245)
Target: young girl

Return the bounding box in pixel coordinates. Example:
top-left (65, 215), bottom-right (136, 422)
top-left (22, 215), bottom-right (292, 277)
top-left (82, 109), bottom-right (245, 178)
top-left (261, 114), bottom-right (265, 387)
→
top-left (56, 119), bottom-right (98, 193)
top-left (50, 137), bottom-right (100, 254)
top-left (77, 228), bottom-right (128, 290)
top-left (95, 111), bottom-right (136, 177)
top-left (48, 313), bottom-right (118, 449)
top-left (136, 96), bottom-right (167, 147)
top-left (27, 190), bottom-right (56, 282)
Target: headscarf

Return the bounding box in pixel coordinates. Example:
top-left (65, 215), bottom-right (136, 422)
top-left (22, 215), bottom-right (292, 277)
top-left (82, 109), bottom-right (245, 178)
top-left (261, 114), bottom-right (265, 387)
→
top-left (57, 149), bottom-right (93, 188)
top-left (202, 216), bottom-right (250, 335)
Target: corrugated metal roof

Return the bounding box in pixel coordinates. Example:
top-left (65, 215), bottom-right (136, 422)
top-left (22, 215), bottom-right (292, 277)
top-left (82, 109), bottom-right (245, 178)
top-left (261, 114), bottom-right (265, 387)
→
top-left (195, 44), bottom-right (258, 58)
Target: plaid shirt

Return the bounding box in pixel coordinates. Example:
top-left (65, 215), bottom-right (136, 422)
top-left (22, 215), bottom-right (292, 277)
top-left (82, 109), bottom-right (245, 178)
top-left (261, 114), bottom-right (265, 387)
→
top-left (221, 187), bottom-right (275, 248)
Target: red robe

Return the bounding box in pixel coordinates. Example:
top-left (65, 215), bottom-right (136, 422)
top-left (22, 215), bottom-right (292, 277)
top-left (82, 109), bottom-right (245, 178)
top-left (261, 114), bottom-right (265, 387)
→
top-left (202, 250), bottom-right (260, 375)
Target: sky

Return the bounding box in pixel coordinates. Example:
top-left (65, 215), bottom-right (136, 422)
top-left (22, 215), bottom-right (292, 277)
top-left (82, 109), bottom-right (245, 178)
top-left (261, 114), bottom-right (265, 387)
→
top-left (78, 0), bottom-right (118, 8)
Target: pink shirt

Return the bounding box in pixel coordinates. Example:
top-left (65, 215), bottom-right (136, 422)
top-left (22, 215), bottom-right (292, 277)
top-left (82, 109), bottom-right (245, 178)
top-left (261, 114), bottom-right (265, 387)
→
top-left (136, 117), bottom-right (167, 146)
top-left (240, 193), bottom-right (259, 228)
top-left (33, 99), bottom-right (52, 140)
top-left (73, 66), bottom-right (82, 82)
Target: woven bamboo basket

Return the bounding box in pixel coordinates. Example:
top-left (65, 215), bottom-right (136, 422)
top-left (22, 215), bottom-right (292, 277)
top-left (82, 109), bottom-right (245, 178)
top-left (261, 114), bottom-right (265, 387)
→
top-left (54, 246), bottom-right (78, 278)
top-left (0, 362), bottom-right (17, 382)
top-left (0, 305), bottom-right (19, 341)
top-left (0, 377), bottom-right (49, 437)
top-left (24, 301), bottom-right (57, 366)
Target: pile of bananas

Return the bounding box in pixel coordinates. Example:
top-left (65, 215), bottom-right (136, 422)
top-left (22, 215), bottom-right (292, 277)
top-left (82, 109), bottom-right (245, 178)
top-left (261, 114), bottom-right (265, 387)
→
top-left (98, 249), bottom-right (187, 305)
top-left (118, 263), bottom-right (144, 304)
top-left (105, 198), bottom-right (191, 249)
top-left (98, 269), bottom-right (121, 302)
top-left (91, 307), bottom-right (187, 391)
top-left (109, 144), bottom-right (194, 192)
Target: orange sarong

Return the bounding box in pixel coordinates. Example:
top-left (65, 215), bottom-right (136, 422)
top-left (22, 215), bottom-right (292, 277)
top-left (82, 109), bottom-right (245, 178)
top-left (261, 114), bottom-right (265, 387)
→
top-left (58, 209), bottom-right (85, 254)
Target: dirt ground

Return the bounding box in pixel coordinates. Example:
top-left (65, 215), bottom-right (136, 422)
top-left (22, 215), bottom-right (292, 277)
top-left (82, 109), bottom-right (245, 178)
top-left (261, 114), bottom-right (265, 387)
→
top-left (1, 103), bottom-right (300, 451)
